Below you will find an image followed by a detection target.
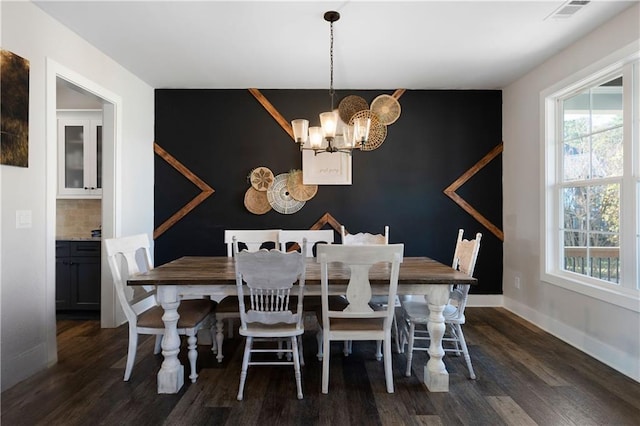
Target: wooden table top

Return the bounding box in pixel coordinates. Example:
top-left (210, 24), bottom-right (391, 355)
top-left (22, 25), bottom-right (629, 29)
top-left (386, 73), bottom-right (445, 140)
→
top-left (128, 256), bottom-right (477, 287)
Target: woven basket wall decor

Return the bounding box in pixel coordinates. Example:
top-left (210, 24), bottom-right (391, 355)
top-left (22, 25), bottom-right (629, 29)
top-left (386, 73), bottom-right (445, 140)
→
top-left (249, 166), bottom-right (275, 191)
top-left (267, 173), bottom-right (306, 214)
top-left (287, 169), bottom-right (318, 201)
top-left (244, 186), bottom-right (272, 215)
top-left (370, 94), bottom-right (401, 125)
top-left (338, 95), bottom-right (369, 124)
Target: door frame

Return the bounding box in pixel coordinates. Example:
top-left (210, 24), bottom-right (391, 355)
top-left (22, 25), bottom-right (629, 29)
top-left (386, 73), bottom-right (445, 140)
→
top-left (45, 58), bottom-right (123, 363)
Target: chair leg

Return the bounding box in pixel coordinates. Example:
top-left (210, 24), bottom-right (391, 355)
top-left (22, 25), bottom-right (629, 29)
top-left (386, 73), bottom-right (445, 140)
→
top-left (322, 334), bottom-right (330, 394)
top-left (237, 337), bottom-right (252, 401)
top-left (455, 323), bottom-right (476, 379)
top-left (210, 320), bottom-right (217, 354)
top-left (405, 321), bottom-right (415, 377)
top-left (124, 329), bottom-right (139, 381)
top-left (448, 323), bottom-right (461, 355)
top-left (284, 338), bottom-right (304, 365)
top-left (384, 331), bottom-right (394, 393)
top-left (375, 340), bottom-right (382, 361)
top-left (343, 340), bottom-right (352, 356)
top-left (292, 336), bottom-right (303, 400)
top-left (316, 328), bottom-right (323, 361)
top-left (392, 313), bottom-right (402, 353)
top-left (215, 318), bottom-right (225, 363)
top-left (153, 334), bottom-right (163, 355)
top-left (187, 333), bottom-right (198, 383)
top-left (298, 335), bottom-right (305, 367)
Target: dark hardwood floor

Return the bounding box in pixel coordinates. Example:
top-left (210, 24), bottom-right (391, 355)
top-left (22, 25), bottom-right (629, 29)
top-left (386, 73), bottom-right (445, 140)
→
top-left (2, 308), bottom-right (639, 425)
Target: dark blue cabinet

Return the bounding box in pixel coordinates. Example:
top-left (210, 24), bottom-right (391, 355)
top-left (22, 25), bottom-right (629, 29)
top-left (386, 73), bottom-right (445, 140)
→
top-left (56, 240), bottom-right (101, 311)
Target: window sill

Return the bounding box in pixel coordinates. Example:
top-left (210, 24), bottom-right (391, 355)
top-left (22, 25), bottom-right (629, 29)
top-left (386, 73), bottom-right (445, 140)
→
top-left (542, 271), bottom-right (640, 312)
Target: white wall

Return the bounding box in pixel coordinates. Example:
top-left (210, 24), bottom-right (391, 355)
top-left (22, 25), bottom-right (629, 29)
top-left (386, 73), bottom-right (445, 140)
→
top-left (503, 4), bottom-right (640, 381)
top-left (0, 2), bottom-right (154, 391)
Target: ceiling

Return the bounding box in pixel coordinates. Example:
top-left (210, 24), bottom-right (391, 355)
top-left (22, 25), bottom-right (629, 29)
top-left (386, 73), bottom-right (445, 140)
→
top-left (34, 1), bottom-right (638, 90)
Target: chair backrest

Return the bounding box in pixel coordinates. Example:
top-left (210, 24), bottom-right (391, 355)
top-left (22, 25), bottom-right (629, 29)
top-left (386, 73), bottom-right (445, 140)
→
top-left (340, 225), bottom-right (389, 245)
top-left (104, 234), bottom-right (157, 324)
top-left (452, 229), bottom-right (482, 276)
top-left (233, 238), bottom-right (307, 330)
top-left (449, 229), bottom-right (482, 318)
top-left (279, 229), bottom-right (334, 257)
top-left (224, 229), bottom-right (280, 257)
top-left (317, 244), bottom-right (404, 324)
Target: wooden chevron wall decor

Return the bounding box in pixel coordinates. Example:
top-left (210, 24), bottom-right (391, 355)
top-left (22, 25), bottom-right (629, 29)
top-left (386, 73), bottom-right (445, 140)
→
top-left (286, 212), bottom-right (345, 252)
top-left (443, 142), bottom-right (504, 241)
top-left (153, 142), bottom-right (215, 239)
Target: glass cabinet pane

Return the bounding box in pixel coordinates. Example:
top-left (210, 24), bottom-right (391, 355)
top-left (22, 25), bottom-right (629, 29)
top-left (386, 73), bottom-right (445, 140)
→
top-left (64, 125), bottom-right (84, 189)
top-left (96, 125), bottom-right (102, 189)
top-left (57, 113), bottom-right (102, 198)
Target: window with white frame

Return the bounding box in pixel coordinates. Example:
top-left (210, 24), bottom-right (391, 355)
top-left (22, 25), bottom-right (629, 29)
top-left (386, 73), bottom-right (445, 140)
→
top-left (542, 48), bottom-right (639, 311)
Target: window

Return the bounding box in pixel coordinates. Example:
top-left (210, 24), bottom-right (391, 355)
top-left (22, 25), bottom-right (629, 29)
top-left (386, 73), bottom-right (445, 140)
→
top-left (542, 46), bottom-right (639, 311)
top-left (561, 76), bottom-right (623, 284)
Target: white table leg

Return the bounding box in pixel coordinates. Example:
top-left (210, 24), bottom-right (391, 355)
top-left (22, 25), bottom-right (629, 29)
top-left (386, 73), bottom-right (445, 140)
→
top-left (157, 286), bottom-right (184, 394)
top-left (424, 285), bottom-right (450, 392)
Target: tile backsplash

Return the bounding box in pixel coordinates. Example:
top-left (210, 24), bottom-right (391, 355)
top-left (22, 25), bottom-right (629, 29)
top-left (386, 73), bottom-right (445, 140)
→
top-left (56, 199), bottom-right (101, 238)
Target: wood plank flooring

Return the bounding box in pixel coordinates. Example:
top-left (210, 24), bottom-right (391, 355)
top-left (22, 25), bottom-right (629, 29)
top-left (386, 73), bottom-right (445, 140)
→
top-left (2, 308), bottom-right (639, 425)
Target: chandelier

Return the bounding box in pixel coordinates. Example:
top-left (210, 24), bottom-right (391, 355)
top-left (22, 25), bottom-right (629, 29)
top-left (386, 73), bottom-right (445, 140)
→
top-left (291, 11), bottom-right (371, 155)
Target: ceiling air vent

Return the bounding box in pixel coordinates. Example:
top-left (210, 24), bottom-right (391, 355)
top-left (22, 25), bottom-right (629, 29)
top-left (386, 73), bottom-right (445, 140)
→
top-left (546, 1), bottom-right (591, 20)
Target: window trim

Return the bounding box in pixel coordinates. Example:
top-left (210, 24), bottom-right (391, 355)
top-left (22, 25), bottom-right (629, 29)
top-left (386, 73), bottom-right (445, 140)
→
top-left (540, 41), bottom-right (640, 312)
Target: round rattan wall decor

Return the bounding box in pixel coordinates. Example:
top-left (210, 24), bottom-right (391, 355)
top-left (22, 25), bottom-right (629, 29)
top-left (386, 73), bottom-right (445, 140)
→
top-left (349, 110), bottom-right (387, 151)
top-left (249, 166), bottom-right (274, 191)
top-left (338, 95), bottom-right (369, 124)
top-left (244, 186), bottom-right (272, 215)
top-left (370, 94), bottom-right (401, 125)
top-left (267, 173), bottom-right (305, 214)
top-left (287, 169), bottom-right (318, 201)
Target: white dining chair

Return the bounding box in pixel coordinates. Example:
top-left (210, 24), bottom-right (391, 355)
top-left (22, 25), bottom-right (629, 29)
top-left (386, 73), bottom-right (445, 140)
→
top-left (234, 238), bottom-right (307, 400)
top-left (317, 243), bottom-right (404, 394)
top-left (104, 234), bottom-right (216, 382)
top-left (400, 229), bottom-right (482, 379)
top-left (279, 229), bottom-right (334, 257)
top-left (224, 229), bottom-right (281, 256)
top-left (214, 229), bottom-right (282, 363)
top-left (340, 225), bottom-right (389, 245)
top-left (278, 229), bottom-right (335, 362)
top-left (339, 225), bottom-right (402, 357)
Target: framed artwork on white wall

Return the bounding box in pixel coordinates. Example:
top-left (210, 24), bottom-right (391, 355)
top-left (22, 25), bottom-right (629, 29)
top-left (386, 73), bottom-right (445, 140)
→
top-left (0, 49), bottom-right (30, 168)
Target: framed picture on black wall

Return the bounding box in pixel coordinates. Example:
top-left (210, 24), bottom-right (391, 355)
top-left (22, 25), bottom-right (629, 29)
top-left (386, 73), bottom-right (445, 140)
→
top-left (302, 149), bottom-right (352, 185)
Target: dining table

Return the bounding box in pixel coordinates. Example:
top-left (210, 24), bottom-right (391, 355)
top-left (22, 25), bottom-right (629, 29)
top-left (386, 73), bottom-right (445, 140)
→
top-left (127, 255), bottom-right (477, 394)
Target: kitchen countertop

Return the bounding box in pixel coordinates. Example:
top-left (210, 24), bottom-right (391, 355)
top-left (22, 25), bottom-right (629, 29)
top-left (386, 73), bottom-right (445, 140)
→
top-left (56, 237), bottom-right (102, 241)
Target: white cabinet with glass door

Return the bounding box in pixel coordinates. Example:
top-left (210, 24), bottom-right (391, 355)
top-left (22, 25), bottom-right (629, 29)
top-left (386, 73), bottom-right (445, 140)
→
top-left (57, 110), bottom-right (102, 198)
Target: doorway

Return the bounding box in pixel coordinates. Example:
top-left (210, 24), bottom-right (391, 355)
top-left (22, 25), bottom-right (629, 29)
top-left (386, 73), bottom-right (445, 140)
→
top-left (46, 59), bottom-right (123, 365)
top-left (55, 78), bottom-right (103, 320)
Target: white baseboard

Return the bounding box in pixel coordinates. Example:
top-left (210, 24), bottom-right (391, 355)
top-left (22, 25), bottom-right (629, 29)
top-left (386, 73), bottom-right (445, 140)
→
top-left (503, 296), bottom-right (640, 383)
top-left (467, 294), bottom-right (503, 306)
top-left (1, 343), bottom-right (48, 392)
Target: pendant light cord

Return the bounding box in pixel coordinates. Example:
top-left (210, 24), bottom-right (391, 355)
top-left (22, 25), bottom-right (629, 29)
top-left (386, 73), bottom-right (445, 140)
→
top-left (329, 20), bottom-right (335, 110)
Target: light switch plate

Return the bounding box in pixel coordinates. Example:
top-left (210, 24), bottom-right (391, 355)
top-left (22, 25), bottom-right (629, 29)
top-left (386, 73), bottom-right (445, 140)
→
top-left (16, 210), bottom-right (32, 229)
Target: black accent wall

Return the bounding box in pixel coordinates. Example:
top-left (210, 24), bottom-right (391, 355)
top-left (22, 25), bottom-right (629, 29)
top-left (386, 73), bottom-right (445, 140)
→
top-left (154, 89), bottom-right (503, 294)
